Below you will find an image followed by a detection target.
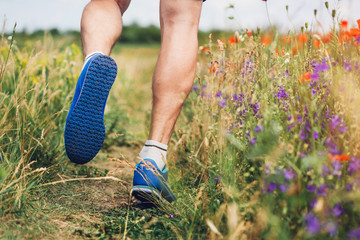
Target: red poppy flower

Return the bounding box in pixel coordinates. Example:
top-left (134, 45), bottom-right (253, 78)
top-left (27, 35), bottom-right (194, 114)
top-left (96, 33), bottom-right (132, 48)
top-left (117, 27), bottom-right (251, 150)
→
top-left (297, 72), bottom-right (311, 84)
top-left (340, 20), bottom-right (348, 30)
top-left (261, 36), bottom-right (272, 45)
top-left (328, 154), bottom-right (350, 162)
top-left (298, 33), bottom-right (308, 43)
top-left (350, 28), bottom-right (360, 37)
top-left (313, 40), bottom-right (320, 48)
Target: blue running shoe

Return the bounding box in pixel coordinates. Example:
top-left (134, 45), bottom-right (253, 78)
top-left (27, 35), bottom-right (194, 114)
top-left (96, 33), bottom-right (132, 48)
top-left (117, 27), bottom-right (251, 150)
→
top-left (64, 54), bottom-right (117, 164)
top-left (131, 159), bottom-right (176, 204)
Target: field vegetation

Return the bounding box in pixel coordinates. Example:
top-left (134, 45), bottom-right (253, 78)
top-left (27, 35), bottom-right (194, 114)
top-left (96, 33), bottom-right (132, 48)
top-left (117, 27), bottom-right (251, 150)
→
top-left (1, 2), bottom-right (360, 239)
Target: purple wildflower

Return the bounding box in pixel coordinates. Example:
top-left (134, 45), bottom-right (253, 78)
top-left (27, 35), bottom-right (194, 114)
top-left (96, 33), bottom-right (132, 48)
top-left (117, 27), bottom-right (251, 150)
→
top-left (314, 113), bottom-right (318, 123)
top-left (317, 184), bottom-right (328, 196)
top-left (250, 137), bottom-right (257, 146)
top-left (246, 130), bottom-right (250, 138)
top-left (283, 168), bottom-right (296, 180)
top-left (287, 122), bottom-right (295, 132)
top-left (309, 198), bottom-right (316, 208)
top-left (214, 177), bottom-right (221, 184)
top-left (306, 185), bottom-right (316, 192)
top-left (191, 85), bottom-right (199, 92)
top-left (332, 203), bottom-right (344, 217)
top-left (300, 129), bottom-right (308, 140)
top-left (305, 212), bottom-right (321, 235)
top-left (313, 131), bottom-right (319, 140)
top-left (215, 91), bottom-right (222, 98)
top-left (322, 164), bottom-right (331, 176)
top-left (278, 184), bottom-right (287, 192)
top-left (232, 93), bottom-right (239, 102)
top-left (268, 183), bottom-right (277, 193)
top-left (252, 103), bottom-right (260, 115)
top-left (310, 72), bottom-right (320, 80)
top-left (324, 138), bottom-right (341, 155)
top-left (332, 161), bottom-right (342, 178)
top-left (305, 120), bottom-right (311, 131)
top-left (329, 115), bottom-right (347, 133)
top-left (345, 61), bottom-right (352, 71)
top-left (314, 59), bottom-right (330, 73)
top-left (216, 70), bottom-right (226, 75)
top-left (325, 221), bottom-right (337, 236)
top-left (330, 115), bottom-right (340, 130)
top-left (348, 157), bottom-right (360, 175)
top-left (239, 94), bottom-right (244, 102)
top-left (241, 58), bottom-right (254, 77)
top-left (218, 99), bottom-right (227, 108)
top-left (254, 125), bottom-right (262, 133)
top-left (297, 115), bottom-right (303, 124)
top-left (339, 126), bottom-right (348, 133)
top-left (348, 228), bottom-right (360, 239)
top-left (332, 161), bottom-right (342, 172)
top-left (276, 86), bottom-right (288, 100)
top-left (346, 183), bottom-right (353, 191)
top-left (264, 165), bottom-right (271, 175)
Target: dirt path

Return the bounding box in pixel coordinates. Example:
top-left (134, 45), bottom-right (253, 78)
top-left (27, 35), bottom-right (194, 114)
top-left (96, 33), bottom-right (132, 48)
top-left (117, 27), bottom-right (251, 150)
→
top-left (37, 47), bottom-right (160, 239)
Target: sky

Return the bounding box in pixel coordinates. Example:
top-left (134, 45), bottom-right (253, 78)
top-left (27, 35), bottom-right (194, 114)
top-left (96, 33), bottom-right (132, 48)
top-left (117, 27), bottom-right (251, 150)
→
top-left (0, 0), bottom-right (360, 33)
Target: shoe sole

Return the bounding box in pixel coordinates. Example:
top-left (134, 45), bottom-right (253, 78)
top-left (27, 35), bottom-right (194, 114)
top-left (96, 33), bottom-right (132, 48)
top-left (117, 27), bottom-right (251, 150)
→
top-left (64, 55), bottom-right (117, 164)
top-left (131, 185), bottom-right (168, 205)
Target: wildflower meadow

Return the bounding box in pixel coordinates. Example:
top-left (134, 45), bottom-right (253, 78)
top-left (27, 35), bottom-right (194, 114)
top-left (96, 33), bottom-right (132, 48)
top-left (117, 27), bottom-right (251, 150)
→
top-left (1, 1), bottom-right (360, 239)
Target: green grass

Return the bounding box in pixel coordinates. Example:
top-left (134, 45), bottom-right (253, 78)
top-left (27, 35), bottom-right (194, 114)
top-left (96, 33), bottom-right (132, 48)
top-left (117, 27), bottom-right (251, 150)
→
top-left (2, 16), bottom-right (360, 239)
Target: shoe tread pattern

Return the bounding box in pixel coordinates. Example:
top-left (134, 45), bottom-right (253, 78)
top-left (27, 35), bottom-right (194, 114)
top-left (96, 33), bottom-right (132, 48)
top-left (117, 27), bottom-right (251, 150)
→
top-left (65, 55), bottom-right (117, 164)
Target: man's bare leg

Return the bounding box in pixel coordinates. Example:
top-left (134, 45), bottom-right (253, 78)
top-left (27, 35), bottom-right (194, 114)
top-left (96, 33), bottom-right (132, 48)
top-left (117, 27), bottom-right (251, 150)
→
top-left (64, 0), bottom-right (130, 164)
top-left (149, 0), bottom-right (203, 144)
top-left (138, 0), bottom-right (203, 169)
top-left (132, 0), bottom-right (203, 203)
top-left (81, 0), bottom-right (130, 57)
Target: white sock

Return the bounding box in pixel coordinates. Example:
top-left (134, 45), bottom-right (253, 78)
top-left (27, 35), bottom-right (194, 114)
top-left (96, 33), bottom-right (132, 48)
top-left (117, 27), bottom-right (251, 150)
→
top-left (139, 140), bottom-right (167, 170)
top-left (82, 51), bottom-right (105, 69)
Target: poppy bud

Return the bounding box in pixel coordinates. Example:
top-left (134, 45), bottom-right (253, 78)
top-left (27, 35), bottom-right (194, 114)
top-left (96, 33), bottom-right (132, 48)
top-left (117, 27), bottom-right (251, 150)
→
top-left (332, 9), bottom-right (336, 18)
top-left (305, 22), bottom-right (309, 29)
top-left (314, 9), bottom-right (317, 17)
top-left (286, 5), bottom-right (288, 11)
top-left (325, 2), bottom-right (329, 9)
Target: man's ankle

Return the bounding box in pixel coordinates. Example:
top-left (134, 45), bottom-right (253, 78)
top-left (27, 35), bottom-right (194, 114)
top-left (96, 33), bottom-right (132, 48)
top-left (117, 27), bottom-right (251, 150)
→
top-left (139, 140), bottom-right (167, 170)
top-left (83, 51), bottom-right (105, 67)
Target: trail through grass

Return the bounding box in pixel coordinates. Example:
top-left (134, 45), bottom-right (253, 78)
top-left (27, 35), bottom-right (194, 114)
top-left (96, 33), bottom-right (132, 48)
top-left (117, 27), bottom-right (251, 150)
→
top-left (3, 13), bottom-right (360, 239)
top-left (0, 42), bottom-right (163, 239)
